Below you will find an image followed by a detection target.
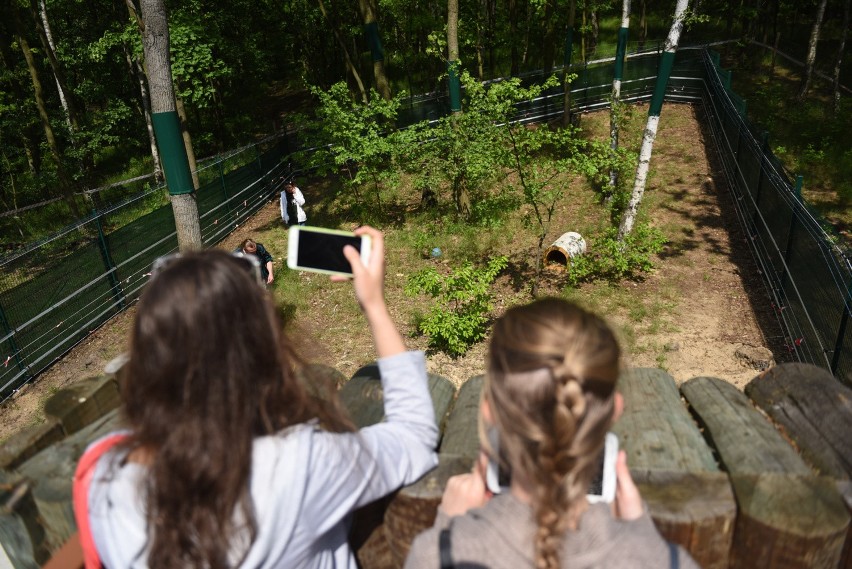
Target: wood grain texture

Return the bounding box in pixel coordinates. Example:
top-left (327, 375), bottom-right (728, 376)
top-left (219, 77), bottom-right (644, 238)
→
top-left (43, 375), bottom-right (120, 436)
top-left (343, 363), bottom-right (456, 430)
top-left (0, 418), bottom-right (64, 470)
top-left (683, 375), bottom-right (850, 569)
top-left (438, 375), bottom-right (483, 459)
top-left (745, 362), bottom-right (852, 480)
top-left (0, 471), bottom-right (43, 568)
top-left (614, 368), bottom-right (735, 569)
top-left (16, 410), bottom-right (124, 554)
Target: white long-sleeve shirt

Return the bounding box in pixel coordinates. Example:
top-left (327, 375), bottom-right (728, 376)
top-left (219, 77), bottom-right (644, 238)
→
top-left (281, 186), bottom-right (307, 224)
top-left (88, 351), bottom-right (438, 568)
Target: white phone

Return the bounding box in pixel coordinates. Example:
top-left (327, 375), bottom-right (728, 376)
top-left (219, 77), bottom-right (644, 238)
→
top-left (486, 430), bottom-right (618, 502)
top-left (287, 226), bottom-right (372, 277)
top-left (586, 432), bottom-right (619, 503)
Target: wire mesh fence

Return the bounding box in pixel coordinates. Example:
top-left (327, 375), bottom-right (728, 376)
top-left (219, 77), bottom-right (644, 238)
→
top-left (0, 135), bottom-right (291, 399)
top-left (2, 46), bottom-right (850, 401)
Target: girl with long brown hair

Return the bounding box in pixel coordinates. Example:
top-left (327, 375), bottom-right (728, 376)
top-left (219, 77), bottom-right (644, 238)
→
top-left (405, 298), bottom-right (699, 568)
top-left (78, 227), bottom-right (438, 568)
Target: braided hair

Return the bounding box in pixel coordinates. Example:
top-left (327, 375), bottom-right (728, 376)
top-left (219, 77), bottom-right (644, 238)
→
top-left (482, 298), bottom-right (620, 569)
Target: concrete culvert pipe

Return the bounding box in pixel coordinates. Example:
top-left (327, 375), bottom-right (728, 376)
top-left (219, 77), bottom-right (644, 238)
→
top-left (544, 232), bottom-right (586, 269)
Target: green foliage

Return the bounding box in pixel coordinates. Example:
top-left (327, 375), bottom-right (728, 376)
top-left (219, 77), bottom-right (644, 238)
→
top-left (566, 224), bottom-right (667, 287)
top-left (299, 83), bottom-right (403, 212)
top-left (405, 256), bottom-right (508, 356)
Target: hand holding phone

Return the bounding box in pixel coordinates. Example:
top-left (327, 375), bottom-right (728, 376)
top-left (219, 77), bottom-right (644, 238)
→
top-left (587, 432), bottom-right (619, 504)
top-left (287, 226), bottom-right (372, 277)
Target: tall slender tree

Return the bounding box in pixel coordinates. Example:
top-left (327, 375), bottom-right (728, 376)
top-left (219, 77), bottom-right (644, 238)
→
top-left (832, 0), bottom-right (849, 113)
top-left (608, 0), bottom-right (631, 193)
top-left (138, 0), bottom-right (201, 251)
top-left (797, 0), bottom-right (828, 100)
top-left (618, 0), bottom-right (689, 241)
top-left (359, 0), bottom-right (392, 99)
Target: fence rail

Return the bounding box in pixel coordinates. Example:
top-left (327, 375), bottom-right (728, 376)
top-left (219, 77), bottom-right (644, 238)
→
top-left (1, 46), bottom-right (850, 401)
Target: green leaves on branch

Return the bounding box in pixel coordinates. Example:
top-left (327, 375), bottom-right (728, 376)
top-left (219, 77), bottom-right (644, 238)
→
top-left (566, 224), bottom-right (667, 287)
top-left (405, 256), bottom-right (508, 356)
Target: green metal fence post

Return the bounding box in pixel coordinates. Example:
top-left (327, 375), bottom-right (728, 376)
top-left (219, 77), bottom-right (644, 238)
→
top-left (0, 301), bottom-right (28, 380)
top-left (831, 283), bottom-right (851, 375)
top-left (94, 213), bottom-right (126, 310)
top-left (779, 176), bottom-right (804, 291)
top-left (751, 131), bottom-right (769, 223)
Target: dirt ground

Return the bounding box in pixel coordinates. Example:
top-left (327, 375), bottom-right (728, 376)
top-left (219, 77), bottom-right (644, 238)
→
top-left (0, 104), bottom-right (785, 443)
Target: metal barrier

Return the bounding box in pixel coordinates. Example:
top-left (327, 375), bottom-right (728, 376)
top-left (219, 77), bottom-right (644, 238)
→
top-left (2, 46), bottom-right (850, 400)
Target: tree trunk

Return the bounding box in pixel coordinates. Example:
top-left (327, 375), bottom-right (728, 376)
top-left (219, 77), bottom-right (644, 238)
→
top-left (124, 0), bottom-right (163, 183)
top-left (447, 0), bottom-right (462, 117)
top-left (832, 0), bottom-right (850, 114)
top-left (35, 0), bottom-right (76, 134)
top-left (14, 18), bottom-right (79, 217)
top-left (317, 0), bottom-right (368, 103)
top-left (609, 0), bottom-right (631, 193)
top-left (797, 0), bottom-right (828, 100)
top-left (561, 0), bottom-right (576, 127)
top-left (509, 0), bottom-right (519, 75)
top-left (358, 0), bottom-right (392, 99)
top-left (139, 0), bottom-right (201, 251)
top-left (638, 0), bottom-right (647, 49)
top-left (541, 0), bottom-right (557, 72)
top-left (618, 0), bottom-right (689, 241)
top-left (174, 94), bottom-right (200, 190)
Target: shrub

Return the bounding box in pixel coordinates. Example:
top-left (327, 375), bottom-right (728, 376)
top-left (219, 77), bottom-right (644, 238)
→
top-left (566, 224), bottom-right (667, 286)
top-left (405, 256), bottom-right (508, 356)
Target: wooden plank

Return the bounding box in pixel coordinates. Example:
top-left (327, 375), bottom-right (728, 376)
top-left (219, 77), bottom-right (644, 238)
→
top-left (438, 375), bottom-right (483, 459)
top-left (745, 362), bottom-right (852, 480)
top-left (683, 375), bottom-right (850, 569)
top-left (341, 363), bottom-right (456, 430)
top-left (614, 368), bottom-right (736, 569)
top-left (16, 410), bottom-right (125, 554)
top-left (42, 376), bottom-right (120, 436)
top-left (0, 472), bottom-right (43, 568)
top-left (0, 419), bottom-right (65, 471)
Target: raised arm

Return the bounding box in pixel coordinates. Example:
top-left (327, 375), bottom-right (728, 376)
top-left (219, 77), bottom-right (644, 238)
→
top-left (341, 226), bottom-right (405, 357)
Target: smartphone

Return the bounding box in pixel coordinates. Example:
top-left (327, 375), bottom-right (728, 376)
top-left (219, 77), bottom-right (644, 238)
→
top-left (287, 226), bottom-right (371, 277)
top-left (485, 430), bottom-right (618, 501)
top-left (485, 427), bottom-right (511, 495)
top-left (587, 432), bottom-right (619, 503)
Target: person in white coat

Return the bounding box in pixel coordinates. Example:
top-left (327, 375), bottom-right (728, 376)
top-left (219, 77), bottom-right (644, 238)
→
top-left (281, 181), bottom-right (307, 226)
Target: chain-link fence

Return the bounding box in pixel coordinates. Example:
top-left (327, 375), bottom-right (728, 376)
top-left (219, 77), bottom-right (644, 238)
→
top-left (2, 46), bottom-right (850, 400)
top-left (0, 135), bottom-right (291, 399)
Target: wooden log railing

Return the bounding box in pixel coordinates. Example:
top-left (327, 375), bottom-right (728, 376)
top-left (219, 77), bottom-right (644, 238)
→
top-left (4, 363), bottom-right (852, 568)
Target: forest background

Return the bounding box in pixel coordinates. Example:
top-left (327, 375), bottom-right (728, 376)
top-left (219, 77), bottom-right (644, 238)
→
top-left (0, 0), bottom-right (850, 438)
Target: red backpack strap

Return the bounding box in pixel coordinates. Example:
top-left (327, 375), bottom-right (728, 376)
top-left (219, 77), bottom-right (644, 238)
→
top-left (73, 432), bottom-right (130, 569)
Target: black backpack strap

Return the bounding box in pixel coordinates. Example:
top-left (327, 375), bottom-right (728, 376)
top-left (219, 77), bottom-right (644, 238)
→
top-left (439, 520), bottom-right (454, 569)
top-left (668, 541), bottom-right (680, 569)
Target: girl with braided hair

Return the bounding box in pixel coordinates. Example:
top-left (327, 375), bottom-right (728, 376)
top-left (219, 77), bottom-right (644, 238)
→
top-left (405, 298), bottom-right (699, 569)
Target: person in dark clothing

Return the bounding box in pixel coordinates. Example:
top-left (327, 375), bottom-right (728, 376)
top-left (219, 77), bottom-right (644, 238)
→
top-left (237, 239), bottom-right (274, 285)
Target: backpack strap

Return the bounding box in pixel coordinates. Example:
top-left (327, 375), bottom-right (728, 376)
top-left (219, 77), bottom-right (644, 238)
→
top-left (438, 519), bottom-right (454, 569)
top-left (73, 432), bottom-right (130, 569)
top-left (668, 540), bottom-right (680, 569)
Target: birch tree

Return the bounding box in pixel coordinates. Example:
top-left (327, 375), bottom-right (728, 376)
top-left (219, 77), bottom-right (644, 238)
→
top-left (832, 0), bottom-right (849, 114)
top-left (139, 0), bottom-right (201, 251)
top-left (797, 0), bottom-right (828, 100)
top-left (608, 0), bottom-right (631, 193)
top-left (617, 0), bottom-right (689, 241)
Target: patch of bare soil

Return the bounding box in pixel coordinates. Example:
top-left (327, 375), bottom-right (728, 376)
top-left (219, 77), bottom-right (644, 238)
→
top-left (0, 104), bottom-right (786, 443)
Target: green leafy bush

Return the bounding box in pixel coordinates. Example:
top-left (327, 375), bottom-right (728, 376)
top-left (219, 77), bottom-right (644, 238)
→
top-left (566, 224), bottom-right (667, 287)
top-left (405, 256), bottom-right (508, 356)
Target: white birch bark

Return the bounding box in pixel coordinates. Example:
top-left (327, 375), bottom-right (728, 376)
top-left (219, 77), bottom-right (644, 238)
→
top-left (617, 0), bottom-right (688, 241)
top-left (609, 0), bottom-right (631, 191)
top-left (38, 0), bottom-right (72, 133)
top-left (797, 0), bottom-right (828, 99)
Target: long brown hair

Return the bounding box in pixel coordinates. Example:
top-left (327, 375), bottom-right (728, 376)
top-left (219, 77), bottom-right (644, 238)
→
top-left (483, 298), bottom-right (620, 569)
top-left (120, 250), bottom-right (353, 568)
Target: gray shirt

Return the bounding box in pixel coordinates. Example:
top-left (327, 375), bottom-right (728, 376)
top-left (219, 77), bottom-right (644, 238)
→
top-left (405, 493), bottom-right (701, 569)
top-left (88, 351), bottom-right (438, 568)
